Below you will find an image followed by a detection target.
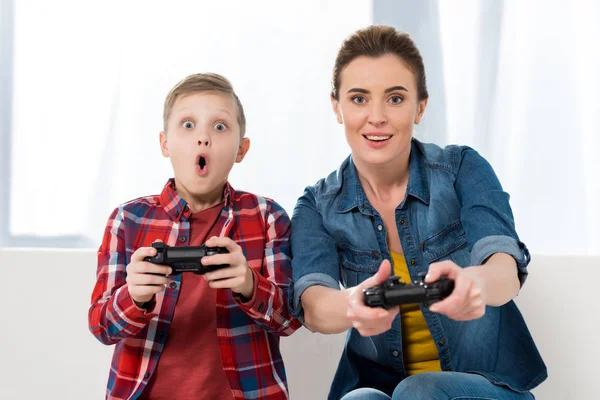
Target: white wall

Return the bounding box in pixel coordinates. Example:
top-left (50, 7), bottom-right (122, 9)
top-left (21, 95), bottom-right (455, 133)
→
top-left (0, 249), bottom-right (597, 399)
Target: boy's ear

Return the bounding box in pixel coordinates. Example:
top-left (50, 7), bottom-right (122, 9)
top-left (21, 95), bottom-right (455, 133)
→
top-left (414, 98), bottom-right (428, 125)
top-left (331, 95), bottom-right (343, 124)
top-left (160, 131), bottom-right (169, 157)
top-left (235, 137), bottom-right (250, 163)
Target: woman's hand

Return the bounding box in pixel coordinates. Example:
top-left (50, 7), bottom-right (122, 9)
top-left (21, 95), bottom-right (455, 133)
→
top-left (425, 260), bottom-right (486, 321)
top-left (346, 260), bottom-right (399, 337)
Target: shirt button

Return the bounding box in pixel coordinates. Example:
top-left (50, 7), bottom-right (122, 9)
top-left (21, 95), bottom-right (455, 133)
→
top-left (377, 225), bottom-right (383, 231)
top-left (410, 259), bottom-right (417, 266)
top-left (391, 350), bottom-right (399, 357)
top-left (361, 204), bottom-right (367, 210)
top-left (179, 236), bottom-right (186, 243)
top-left (399, 219), bottom-right (406, 225)
top-left (372, 251), bottom-right (380, 258)
top-left (144, 372), bottom-right (150, 379)
top-left (438, 339), bottom-right (446, 346)
top-left (169, 281), bottom-right (177, 289)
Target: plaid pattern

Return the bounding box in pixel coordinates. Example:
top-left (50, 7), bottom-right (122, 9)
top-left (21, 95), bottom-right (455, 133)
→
top-left (88, 179), bottom-right (301, 400)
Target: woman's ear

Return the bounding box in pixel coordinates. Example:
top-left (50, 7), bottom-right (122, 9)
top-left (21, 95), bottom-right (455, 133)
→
top-left (160, 131), bottom-right (169, 157)
top-left (414, 98), bottom-right (429, 125)
top-left (331, 95), bottom-right (343, 124)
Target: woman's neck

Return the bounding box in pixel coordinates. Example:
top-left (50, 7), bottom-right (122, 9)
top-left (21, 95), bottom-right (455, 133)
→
top-left (354, 152), bottom-right (410, 204)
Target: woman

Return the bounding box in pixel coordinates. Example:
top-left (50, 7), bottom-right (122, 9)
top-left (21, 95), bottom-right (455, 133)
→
top-left (290, 25), bottom-right (546, 400)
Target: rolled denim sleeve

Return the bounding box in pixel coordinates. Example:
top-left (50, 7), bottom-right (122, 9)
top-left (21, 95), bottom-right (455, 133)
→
top-left (455, 147), bottom-right (531, 286)
top-left (290, 187), bottom-right (341, 323)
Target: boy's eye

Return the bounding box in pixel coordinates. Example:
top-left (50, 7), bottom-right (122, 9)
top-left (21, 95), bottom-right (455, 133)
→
top-left (389, 95), bottom-right (403, 104)
top-left (352, 96), bottom-right (366, 104)
top-left (214, 123), bottom-right (227, 131)
top-left (183, 121), bottom-right (195, 129)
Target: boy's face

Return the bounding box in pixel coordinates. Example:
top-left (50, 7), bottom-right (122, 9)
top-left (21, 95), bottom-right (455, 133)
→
top-left (160, 92), bottom-right (249, 204)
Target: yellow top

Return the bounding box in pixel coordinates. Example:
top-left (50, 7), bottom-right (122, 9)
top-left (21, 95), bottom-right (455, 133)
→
top-left (391, 251), bottom-right (442, 375)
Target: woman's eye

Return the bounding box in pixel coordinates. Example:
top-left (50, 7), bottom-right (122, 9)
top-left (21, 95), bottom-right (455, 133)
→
top-left (183, 121), bottom-right (195, 129)
top-left (389, 95), bottom-right (403, 104)
top-left (214, 123), bottom-right (227, 131)
top-left (352, 96), bottom-right (366, 104)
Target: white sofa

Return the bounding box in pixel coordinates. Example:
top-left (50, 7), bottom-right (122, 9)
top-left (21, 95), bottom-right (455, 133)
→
top-left (0, 249), bottom-right (596, 399)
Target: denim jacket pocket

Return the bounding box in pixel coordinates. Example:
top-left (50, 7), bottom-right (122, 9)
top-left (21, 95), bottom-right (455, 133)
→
top-left (420, 221), bottom-right (469, 265)
top-left (338, 245), bottom-right (381, 287)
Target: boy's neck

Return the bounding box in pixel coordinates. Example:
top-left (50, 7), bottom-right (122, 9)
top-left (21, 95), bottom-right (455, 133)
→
top-left (174, 179), bottom-right (226, 213)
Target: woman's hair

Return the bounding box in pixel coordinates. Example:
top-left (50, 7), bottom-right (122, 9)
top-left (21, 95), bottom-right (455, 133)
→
top-left (331, 25), bottom-right (428, 101)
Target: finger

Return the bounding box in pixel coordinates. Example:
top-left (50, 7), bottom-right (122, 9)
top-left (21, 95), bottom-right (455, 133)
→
top-left (205, 264), bottom-right (243, 281)
top-left (207, 276), bottom-right (243, 290)
top-left (205, 236), bottom-right (240, 253)
top-left (129, 261), bottom-right (172, 276)
top-left (359, 259), bottom-right (393, 289)
top-left (127, 272), bottom-right (169, 286)
top-left (131, 285), bottom-right (166, 298)
top-left (349, 296), bottom-right (396, 320)
top-left (202, 252), bottom-right (239, 267)
top-left (429, 276), bottom-right (470, 314)
top-left (131, 246), bottom-right (159, 262)
top-left (425, 260), bottom-right (458, 283)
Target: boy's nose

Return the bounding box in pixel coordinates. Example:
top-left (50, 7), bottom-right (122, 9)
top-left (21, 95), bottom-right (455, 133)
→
top-left (198, 140), bottom-right (210, 146)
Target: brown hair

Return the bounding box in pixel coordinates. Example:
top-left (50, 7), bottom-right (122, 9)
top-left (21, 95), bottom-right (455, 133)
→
top-left (331, 25), bottom-right (428, 101)
top-left (163, 73), bottom-right (246, 137)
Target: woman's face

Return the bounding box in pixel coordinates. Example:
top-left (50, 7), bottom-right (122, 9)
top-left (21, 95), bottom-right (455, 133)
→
top-left (332, 53), bottom-right (427, 168)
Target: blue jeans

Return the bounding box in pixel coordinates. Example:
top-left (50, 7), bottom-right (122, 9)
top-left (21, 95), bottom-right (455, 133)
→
top-left (339, 372), bottom-right (535, 400)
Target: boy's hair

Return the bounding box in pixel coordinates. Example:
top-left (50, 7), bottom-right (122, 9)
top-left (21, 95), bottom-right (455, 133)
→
top-left (163, 73), bottom-right (246, 137)
top-left (331, 25), bottom-right (428, 102)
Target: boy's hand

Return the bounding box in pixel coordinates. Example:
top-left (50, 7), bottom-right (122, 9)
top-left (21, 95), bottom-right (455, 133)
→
top-left (202, 236), bottom-right (254, 299)
top-left (126, 246), bottom-right (172, 305)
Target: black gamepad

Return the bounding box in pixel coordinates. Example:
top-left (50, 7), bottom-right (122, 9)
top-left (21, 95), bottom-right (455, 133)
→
top-left (364, 275), bottom-right (455, 309)
top-left (143, 242), bottom-right (229, 275)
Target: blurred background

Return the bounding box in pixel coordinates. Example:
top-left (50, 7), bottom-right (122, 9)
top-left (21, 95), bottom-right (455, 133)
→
top-left (1, 0), bottom-right (598, 254)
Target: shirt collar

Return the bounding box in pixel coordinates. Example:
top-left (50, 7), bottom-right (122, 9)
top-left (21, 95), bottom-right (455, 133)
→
top-left (159, 178), bottom-right (235, 222)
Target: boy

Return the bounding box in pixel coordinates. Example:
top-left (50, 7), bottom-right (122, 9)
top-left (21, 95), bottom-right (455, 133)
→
top-left (88, 73), bottom-right (301, 400)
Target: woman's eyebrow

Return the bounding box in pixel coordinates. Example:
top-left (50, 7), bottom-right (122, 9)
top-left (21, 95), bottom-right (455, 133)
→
top-left (384, 85), bottom-right (408, 93)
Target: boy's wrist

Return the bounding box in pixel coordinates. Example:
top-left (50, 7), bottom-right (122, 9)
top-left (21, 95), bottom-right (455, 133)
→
top-left (237, 267), bottom-right (256, 301)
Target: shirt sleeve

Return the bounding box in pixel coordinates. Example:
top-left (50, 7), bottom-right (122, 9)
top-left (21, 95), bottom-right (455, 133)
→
top-left (455, 147), bottom-right (531, 286)
top-left (289, 187), bottom-right (341, 323)
top-left (88, 207), bottom-right (156, 345)
top-left (233, 200), bottom-right (302, 336)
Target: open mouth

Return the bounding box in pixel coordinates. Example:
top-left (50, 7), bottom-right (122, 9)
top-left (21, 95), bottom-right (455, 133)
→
top-left (196, 154), bottom-right (209, 175)
top-left (363, 135), bottom-right (392, 142)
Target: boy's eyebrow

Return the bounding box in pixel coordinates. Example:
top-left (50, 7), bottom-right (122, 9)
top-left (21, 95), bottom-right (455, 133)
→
top-left (347, 85), bottom-right (409, 94)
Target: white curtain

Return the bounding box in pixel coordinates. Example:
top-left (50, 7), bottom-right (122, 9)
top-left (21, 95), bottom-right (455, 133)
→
top-left (10, 0), bottom-right (371, 244)
top-left (434, 0), bottom-right (599, 255)
top-left (9, 0), bottom-right (599, 255)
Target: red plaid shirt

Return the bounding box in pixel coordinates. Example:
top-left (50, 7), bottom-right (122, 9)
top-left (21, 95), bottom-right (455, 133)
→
top-left (88, 179), bottom-right (301, 400)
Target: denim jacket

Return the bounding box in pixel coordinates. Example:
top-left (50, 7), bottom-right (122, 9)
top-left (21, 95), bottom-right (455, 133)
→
top-left (290, 139), bottom-right (547, 399)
